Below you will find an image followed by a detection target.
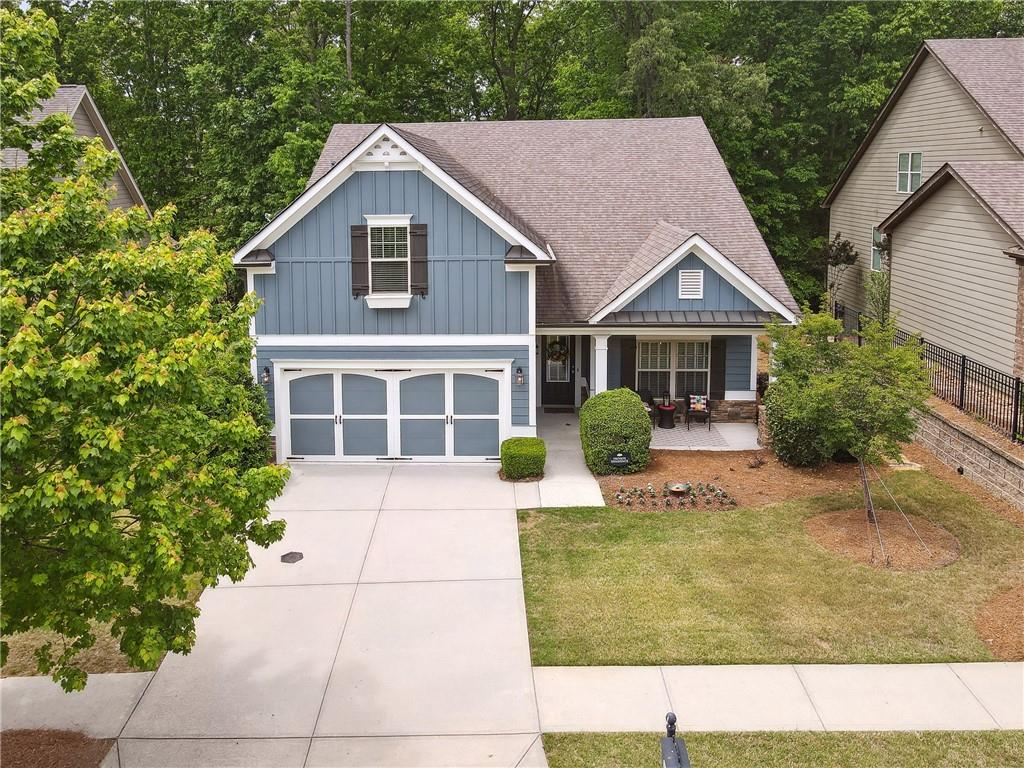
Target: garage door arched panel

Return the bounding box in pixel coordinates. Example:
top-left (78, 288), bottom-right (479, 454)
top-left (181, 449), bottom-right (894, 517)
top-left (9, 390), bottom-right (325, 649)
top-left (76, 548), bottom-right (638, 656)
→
top-left (452, 373), bottom-right (500, 457)
top-left (288, 373), bottom-right (336, 457)
top-left (341, 374), bottom-right (387, 456)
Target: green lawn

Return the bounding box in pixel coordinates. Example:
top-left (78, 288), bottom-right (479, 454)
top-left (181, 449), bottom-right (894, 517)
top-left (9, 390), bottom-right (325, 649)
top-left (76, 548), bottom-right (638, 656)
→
top-left (518, 471), bottom-right (1023, 665)
top-left (543, 731), bottom-right (1024, 768)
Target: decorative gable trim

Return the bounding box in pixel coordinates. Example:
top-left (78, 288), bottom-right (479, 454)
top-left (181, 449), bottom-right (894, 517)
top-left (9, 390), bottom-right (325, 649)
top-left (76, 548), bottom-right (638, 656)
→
top-left (234, 123), bottom-right (551, 265)
top-left (589, 234), bottom-right (797, 324)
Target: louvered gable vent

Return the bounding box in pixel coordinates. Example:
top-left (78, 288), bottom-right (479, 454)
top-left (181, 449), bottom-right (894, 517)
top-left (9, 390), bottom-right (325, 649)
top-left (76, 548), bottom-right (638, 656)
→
top-left (678, 269), bottom-right (704, 300)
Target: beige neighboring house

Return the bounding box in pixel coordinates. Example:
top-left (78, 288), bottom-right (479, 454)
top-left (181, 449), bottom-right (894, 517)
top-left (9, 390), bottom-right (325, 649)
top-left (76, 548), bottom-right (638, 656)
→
top-left (2, 84), bottom-right (149, 213)
top-left (824, 37), bottom-right (1023, 377)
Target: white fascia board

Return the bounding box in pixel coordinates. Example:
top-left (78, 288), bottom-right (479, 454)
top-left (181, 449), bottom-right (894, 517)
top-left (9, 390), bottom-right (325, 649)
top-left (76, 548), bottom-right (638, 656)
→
top-left (80, 89), bottom-right (151, 215)
top-left (234, 123), bottom-right (550, 264)
top-left (255, 334), bottom-right (533, 348)
top-left (270, 358), bottom-right (514, 370)
top-left (588, 234), bottom-right (796, 324)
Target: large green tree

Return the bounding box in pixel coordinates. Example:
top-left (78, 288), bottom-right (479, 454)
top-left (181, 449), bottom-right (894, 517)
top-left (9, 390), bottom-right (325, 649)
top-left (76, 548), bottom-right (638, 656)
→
top-left (0, 8), bottom-right (289, 691)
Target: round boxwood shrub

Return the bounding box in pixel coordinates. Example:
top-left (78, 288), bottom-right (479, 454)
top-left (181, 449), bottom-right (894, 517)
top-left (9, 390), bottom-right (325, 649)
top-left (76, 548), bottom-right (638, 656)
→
top-left (762, 379), bottom-right (834, 468)
top-left (500, 437), bottom-right (546, 480)
top-left (579, 388), bottom-right (651, 475)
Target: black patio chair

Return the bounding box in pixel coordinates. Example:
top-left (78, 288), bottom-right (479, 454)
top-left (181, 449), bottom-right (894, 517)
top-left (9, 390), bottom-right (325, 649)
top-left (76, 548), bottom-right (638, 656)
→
top-left (684, 393), bottom-right (712, 431)
top-left (638, 388), bottom-right (658, 427)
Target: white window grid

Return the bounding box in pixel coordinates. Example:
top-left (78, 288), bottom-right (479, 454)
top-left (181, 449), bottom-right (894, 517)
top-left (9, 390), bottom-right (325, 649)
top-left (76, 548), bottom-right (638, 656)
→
top-left (636, 340), bottom-right (709, 400)
top-left (871, 227), bottom-right (883, 271)
top-left (369, 225), bottom-right (410, 294)
top-left (897, 152), bottom-right (922, 193)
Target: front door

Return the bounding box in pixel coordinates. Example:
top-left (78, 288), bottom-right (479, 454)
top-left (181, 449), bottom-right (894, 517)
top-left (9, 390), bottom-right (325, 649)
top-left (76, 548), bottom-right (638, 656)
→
top-left (541, 335), bottom-right (574, 408)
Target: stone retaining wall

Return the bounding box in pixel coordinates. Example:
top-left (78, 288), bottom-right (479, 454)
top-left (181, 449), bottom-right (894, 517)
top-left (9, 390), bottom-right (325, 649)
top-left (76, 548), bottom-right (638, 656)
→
top-left (914, 407), bottom-right (1024, 511)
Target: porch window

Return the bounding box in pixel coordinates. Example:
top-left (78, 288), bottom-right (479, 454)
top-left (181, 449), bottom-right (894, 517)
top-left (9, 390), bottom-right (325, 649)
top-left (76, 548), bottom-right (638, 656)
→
top-left (675, 341), bottom-right (709, 397)
top-left (369, 224), bottom-right (410, 293)
top-left (636, 341), bottom-right (709, 399)
top-left (636, 341), bottom-right (671, 396)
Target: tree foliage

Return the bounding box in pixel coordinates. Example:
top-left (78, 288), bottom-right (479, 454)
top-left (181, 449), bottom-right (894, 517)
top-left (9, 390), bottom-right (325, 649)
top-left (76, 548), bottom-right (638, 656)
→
top-left (763, 309), bottom-right (930, 476)
top-left (30, 0), bottom-right (1024, 296)
top-left (0, 8), bottom-right (289, 691)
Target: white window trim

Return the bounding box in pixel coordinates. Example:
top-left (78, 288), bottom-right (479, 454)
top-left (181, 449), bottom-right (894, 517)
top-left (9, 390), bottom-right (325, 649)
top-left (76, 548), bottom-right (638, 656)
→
top-left (635, 339), bottom-right (710, 400)
top-left (365, 214), bottom-right (412, 303)
top-left (896, 151), bottom-right (922, 194)
top-left (870, 227), bottom-right (883, 272)
top-left (678, 269), bottom-right (704, 300)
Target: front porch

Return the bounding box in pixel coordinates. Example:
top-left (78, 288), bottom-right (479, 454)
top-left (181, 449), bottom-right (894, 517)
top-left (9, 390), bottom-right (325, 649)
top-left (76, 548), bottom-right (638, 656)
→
top-left (536, 328), bottom-right (764, 425)
top-left (650, 421), bottom-right (759, 451)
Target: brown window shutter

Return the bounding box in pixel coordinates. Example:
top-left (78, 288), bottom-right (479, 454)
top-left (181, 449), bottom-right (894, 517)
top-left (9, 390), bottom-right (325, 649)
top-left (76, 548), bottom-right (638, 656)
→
top-left (351, 224), bottom-right (368, 297)
top-left (620, 336), bottom-right (636, 390)
top-left (709, 337), bottom-right (727, 400)
top-left (410, 223), bottom-right (428, 296)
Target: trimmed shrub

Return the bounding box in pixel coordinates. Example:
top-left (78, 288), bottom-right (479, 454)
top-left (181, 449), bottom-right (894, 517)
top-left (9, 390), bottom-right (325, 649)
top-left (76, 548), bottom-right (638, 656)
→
top-left (579, 388), bottom-right (652, 475)
top-left (762, 379), bottom-right (835, 468)
top-left (500, 437), bottom-right (546, 480)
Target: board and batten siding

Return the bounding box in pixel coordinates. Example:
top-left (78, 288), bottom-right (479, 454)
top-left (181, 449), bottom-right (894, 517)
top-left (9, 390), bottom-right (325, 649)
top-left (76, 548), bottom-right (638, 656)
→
top-left (829, 52), bottom-right (1020, 311)
top-left (257, 345), bottom-right (531, 426)
top-left (253, 170), bottom-right (528, 335)
top-left (622, 253), bottom-right (759, 312)
top-left (888, 180), bottom-right (1020, 375)
top-left (72, 104), bottom-right (137, 210)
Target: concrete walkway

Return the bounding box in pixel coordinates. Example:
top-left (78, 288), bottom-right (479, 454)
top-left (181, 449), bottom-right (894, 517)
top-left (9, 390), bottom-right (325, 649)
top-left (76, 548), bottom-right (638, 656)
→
top-left (535, 663), bottom-right (1024, 732)
top-left (512, 412), bottom-right (604, 508)
top-left (3, 463), bottom-right (546, 767)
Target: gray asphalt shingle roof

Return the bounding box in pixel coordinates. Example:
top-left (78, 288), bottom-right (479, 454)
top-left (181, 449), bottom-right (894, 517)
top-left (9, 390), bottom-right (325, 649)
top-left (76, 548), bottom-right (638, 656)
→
top-left (926, 37), bottom-right (1024, 153)
top-left (309, 118), bottom-right (797, 324)
top-left (1, 85), bottom-right (88, 168)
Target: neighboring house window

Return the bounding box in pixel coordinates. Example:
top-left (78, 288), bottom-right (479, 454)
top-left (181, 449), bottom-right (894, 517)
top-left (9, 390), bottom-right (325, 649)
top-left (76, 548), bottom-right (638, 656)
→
top-left (678, 269), bottom-right (704, 299)
top-left (369, 224), bottom-right (410, 293)
top-left (636, 341), bottom-right (709, 398)
top-left (897, 152), bottom-right (922, 193)
top-left (871, 227), bottom-right (883, 271)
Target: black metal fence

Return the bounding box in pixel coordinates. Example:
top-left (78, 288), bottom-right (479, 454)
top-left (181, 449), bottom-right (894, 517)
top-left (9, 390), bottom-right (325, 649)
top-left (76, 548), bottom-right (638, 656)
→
top-left (834, 303), bottom-right (1023, 444)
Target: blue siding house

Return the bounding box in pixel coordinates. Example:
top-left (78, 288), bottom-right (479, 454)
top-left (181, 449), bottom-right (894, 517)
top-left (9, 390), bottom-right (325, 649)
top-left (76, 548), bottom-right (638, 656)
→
top-left (235, 119), bottom-right (798, 462)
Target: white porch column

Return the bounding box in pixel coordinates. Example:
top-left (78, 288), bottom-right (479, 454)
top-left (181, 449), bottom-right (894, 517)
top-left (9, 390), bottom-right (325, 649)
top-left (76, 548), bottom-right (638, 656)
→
top-left (594, 334), bottom-right (609, 393)
top-left (750, 333), bottom-right (759, 391)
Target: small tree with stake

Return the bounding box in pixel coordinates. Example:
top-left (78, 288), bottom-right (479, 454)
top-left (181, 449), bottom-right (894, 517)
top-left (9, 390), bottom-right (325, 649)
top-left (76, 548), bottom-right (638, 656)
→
top-left (764, 309), bottom-right (929, 523)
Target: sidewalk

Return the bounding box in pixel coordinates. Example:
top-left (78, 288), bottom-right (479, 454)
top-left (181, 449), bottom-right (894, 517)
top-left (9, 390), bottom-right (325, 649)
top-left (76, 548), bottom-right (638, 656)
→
top-left (534, 663), bottom-right (1024, 732)
top-left (513, 412), bottom-right (604, 508)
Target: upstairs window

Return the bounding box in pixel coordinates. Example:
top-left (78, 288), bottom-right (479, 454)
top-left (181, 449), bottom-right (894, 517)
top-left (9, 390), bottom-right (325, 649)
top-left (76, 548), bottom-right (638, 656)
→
top-left (369, 224), bottom-right (410, 294)
top-left (678, 269), bottom-right (704, 299)
top-left (897, 152), bottom-right (922, 193)
top-left (871, 227), bottom-right (884, 271)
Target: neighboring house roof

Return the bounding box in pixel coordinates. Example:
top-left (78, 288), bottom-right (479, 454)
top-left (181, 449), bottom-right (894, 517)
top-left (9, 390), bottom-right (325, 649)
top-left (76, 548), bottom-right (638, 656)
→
top-left (307, 118), bottom-right (797, 324)
top-left (823, 37), bottom-right (1024, 207)
top-left (879, 161), bottom-right (1024, 251)
top-left (1, 84), bottom-right (149, 213)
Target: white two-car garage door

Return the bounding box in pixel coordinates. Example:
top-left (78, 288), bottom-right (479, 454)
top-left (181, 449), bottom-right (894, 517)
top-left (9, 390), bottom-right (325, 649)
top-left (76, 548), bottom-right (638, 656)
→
top-left (280, 365), bottom-right (509, 461)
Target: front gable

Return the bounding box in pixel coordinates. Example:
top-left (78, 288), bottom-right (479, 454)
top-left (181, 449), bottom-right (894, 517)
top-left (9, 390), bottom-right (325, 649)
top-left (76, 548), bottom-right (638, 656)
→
top-left (621, 252), bottom-right (760, 313)
top-left (253, 168), bottom-right (529, 336)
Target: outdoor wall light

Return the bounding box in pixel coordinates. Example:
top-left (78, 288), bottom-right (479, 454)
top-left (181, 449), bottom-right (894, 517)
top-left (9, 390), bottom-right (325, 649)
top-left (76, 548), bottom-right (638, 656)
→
top-left (261, 366), bottom-right (271, 385)
top-left (515, 367), bottom-right (524, 386)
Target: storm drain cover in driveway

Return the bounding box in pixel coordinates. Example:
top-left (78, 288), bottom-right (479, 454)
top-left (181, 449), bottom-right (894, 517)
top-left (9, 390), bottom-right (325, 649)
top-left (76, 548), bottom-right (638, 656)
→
top-left (280, 551), bottom-right (303, 564)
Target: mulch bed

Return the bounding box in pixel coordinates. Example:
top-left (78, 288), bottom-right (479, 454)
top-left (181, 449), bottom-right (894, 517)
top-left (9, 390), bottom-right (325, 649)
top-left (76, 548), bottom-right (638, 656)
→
top-left (975, 584), bottom-right (1024, 661)
top-left (804, 509), bottom-right (960, 570)
top-left (0, 730), bottom-right (112, 768)
top-left (598, 449), bottom-right (863, 509)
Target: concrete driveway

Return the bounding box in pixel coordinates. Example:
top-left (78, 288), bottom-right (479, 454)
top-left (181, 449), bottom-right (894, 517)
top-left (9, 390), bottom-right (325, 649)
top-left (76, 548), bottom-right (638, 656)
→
top-left (116, 463), bottom-right (545, 767)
